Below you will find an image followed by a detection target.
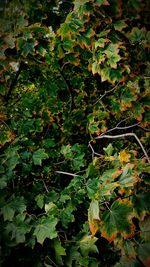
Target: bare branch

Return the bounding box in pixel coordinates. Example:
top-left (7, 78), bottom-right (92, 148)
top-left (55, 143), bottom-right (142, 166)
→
top-left (138, 125), bottom-right (150, 132)
top-left (95, 133), bottom-right (150, 163)
top-left (94, 82), bottom-right (120, 104)
top-left (88, 142), bottom-right (102, 158)
top-left (42, 180), bottom-right (49, 193)
top-left (60, 61), bottom-right (70, 71)
top-left (55, 171), bottom-right (80, 177)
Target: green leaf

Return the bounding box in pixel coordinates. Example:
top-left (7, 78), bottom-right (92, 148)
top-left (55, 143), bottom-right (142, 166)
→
top-left (5, 214), bottom-right (31, 244)
top-left (21, 40), bottom-right (37, 57)
top-left (138, 242), bottom-right (150, 267)
top-left (74, 0), bottom-right (89, 12)
top-left (34, 216), bottom-right (58, 245)
top-left (101, 199), bottom-right (134, 241)
top-left (1, 196), bottom-right (26, 221)
top-left (35, 194), bottom-right (44, 209)
top-left (80, 235), bottom-right (98, 256)
top-left (99, 66), bottom-right (111, 82)
top-left (88, 200), bottom-right (100, 237)
top-left (107, 53), bottom-right (121, 68)
top-left (132, 192), bottom-right (150, 219)
top-left (95, 38), bottom-right (108, 49)
top-left (139, 216), bottom-right (150, 241)
top-left (103, 143), bottom-right (114, 156)
top-left (128, 27), bottom-right (146, 44)
top-left (0, 176), bottom-right (7, 189)
top-left (45, 202), bottom-right (57, 215)
top-left (53, 239), bottom-right (66, 264)
top-left (86, 178), bottom-right (99, 198)
top-left (60, 203), bottom-right (75, 228)
top-left (91, 62), bottom-right (100, 75)
top-left (114, 257), bottom-right (142, 267)
top-left (5, 147), bottom-right (20, 171)
top-left (98, 182), bottom-right (119, 197)
top-left (113, 20), bottom-right (127, 31)
top-left (2, 205), bottom-right (15, 221)
top-left (119, 164), bottom-right (138, 187)
top-left (121, 239), bottom-right (136, 259)
top-left (32, 149), bottom-right (49, 166)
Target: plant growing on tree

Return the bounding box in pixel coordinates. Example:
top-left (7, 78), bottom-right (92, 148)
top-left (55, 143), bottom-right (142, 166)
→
top-left (0, 0), bottom-right (150, 266)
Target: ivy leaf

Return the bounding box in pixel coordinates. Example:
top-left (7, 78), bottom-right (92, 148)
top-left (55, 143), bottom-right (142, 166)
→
top-left (45, 202), bottom-right (57, 215)
top-left (128, 27), bottom-right (146, 44)
top-left (95, 38), bottom-right (108, 49)
top-left (113, 20), bottom-right (127, 31)
top-left (35, 194), bottom-right (44, 209)
top-left (99, 66), bottom-right (111, 82)
top-left (121, 239), bottom-right (136, 260)
top-left (139, 216), bottom-right (150, 241)
top-left (5, 214), bottom-right (31, 244)
top-left (53, 239), bottom-right (66, 264)
top-left (98, 182), bottom-right (119, 197)
top-left (88, 200), bottom-right (100, 237)
top-left (57, 23), bottom-right (71, 40)
top-left (79, 235), bottom-right (98, 256)
top-left (119, 164), bottom-right (139, 187)
top-left (0, 176), bottom-right (7, 189)
top-left (74, 0), bottom-right (89, 12)
top-left (91, 62), bottom-right (100, 75)
top-left (5, 147), bottom-right (20, 171)
top-left (32, 149), bottom-right (49, 166)
top-left (1, 196), bottom-right (26, 221)
top-left (107, 53), bottom-right (121, 68)
top-left (138, 242), bottom-right (150, 267)
top-left (132, 192), bottom-right (150, 220)
top-left (103, 143), bottom-right (114, 156)
top-left (101, 199), bottom-right (134, 241)
top-left (114, 258), bottom-right (141, 267)
top-left (21, 40), bottom-right (37, 57)
top-left (34, 216), bottom-right (58, 245)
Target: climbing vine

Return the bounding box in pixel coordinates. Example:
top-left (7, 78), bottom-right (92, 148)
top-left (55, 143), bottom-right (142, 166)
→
top-left (0, 0), bottom-right (150, 266)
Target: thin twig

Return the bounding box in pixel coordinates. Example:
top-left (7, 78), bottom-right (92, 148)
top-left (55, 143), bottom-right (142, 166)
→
top-left (60, 61), bottom-right (70, 71)
top-left (102, 122), bottom-right (140, 135)
top-left (42, 180), bottom-right (49, 193)
top-left (94, 82), bottom-right (120, 104)
top-left (88, 142), bottom-right (102, 158)
top-left (138, 125), bottom-right (150, 132)
top-left (0, 120), bottom-right (11, 130)
top-left (95, 133), bottom-right (150, 163)
top-left (55, 171), bottom-right (80, 177)
top-left (47, 256), bottom-right (58, 267)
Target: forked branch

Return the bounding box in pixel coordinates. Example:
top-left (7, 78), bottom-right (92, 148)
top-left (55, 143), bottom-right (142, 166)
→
top-left (95, 133), bottom-right (150, 163)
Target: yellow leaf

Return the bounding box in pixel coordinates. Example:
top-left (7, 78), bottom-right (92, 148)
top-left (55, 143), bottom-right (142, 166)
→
top-left (118, 150), bottom-right (131, 163)
top-left (88, 200), bottom-right (100, 237)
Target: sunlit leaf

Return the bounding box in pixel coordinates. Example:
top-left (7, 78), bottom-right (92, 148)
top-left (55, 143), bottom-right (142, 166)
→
top-left (103, 143), bottom-right (114, 156)
top-left (34, 217), bottom-right (58, 245)
top-left (32, 149), bottom-right (49, 166)
top-left (88, 200), bottom-right (100, 237)
top-left (53, 239), bottom-right (66, 264)
top-left (80, 235), bottom-right (98, 256)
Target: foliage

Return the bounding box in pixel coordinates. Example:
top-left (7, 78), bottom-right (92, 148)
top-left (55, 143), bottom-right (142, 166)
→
top-left (0, 0), bottom-right (150, 266)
